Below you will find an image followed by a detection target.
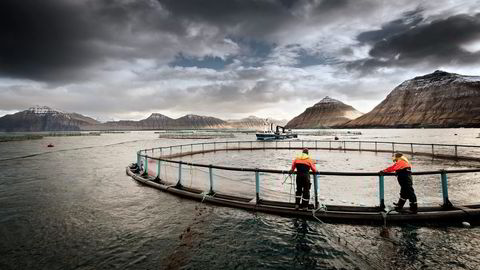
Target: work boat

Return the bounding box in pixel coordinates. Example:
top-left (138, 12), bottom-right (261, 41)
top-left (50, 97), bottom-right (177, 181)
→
top-left (256, 120), bottom-right (297, 140)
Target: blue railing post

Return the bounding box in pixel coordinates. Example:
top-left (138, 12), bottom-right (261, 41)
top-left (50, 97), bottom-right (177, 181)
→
top-left (209, 165), bottom-right (214, 194)
top-left (136, 152), bottom-right (140, 166)
top-left (441, 170), bottom-right (452, 208)
top-left (379, 174), bottom-right (385, 210)
top-left (177, 163), bottom-right (182, 187)
top-left (255, 170), bottom-right (260, 203)
top-left (144, 155), bottom-right (148, 174)
top-left (313, 173), bottom-right (319, 209)
top-left (157, 160), bottom-right (161, 178)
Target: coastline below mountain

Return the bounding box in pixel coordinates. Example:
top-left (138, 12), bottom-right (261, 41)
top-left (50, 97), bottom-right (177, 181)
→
top-left (285, 97), bottom-right (363, 129)
top-left (343, 70), bottom-right (480, 128)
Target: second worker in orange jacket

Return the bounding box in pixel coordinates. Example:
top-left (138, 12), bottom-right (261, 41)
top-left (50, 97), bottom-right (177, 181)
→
top-left (290, 148), bottom-right (317, 210)
top-left (382, 152), bottom-right (417, 213)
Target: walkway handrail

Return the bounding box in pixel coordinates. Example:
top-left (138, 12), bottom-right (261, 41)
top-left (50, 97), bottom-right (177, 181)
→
top-left (138, 139), bottom-right (480, 153)
top-left (140, 156), bottom-right (480, 176)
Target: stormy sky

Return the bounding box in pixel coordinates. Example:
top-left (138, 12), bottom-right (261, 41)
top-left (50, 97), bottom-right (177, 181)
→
top-left (1, 0), bottom-right (480, 121)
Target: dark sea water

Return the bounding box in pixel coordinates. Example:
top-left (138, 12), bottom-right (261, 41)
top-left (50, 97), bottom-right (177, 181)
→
top-left (1, 130), bottom-right (480, 269)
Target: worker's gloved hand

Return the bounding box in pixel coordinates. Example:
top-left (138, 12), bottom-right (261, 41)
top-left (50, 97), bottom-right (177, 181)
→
top-left (378, 170), bottom-right (385, 176)
top-left (289, 170), bottom-right (293, 175)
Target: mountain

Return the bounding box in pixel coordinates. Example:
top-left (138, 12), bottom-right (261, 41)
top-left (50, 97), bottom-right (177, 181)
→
top-left (170, 114), bottom-right (226, 129)
top-left (0, 107), bottom-right (284, 131)
top-left (100, 113), bottom-right (174, 130)
top-left (0, 106), bottom-right (99, 132)
top-left (98, 113), bottom-right (226, 130)
top-left (285, 97), bottom-right (363, 129)
top-left (344, 70), bottom-right (480, 128)
top-left (226, 116), bottom-right (288, 130)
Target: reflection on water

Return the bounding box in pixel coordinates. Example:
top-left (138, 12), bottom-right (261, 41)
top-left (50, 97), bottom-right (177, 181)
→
top-left (0, 130), bottom-right (480, 269)
top-left (292, 219), bottom-right (318, 269)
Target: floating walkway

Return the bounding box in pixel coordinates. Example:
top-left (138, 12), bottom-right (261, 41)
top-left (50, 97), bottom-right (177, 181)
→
top-left (127, 140), bottom-right (480, 224)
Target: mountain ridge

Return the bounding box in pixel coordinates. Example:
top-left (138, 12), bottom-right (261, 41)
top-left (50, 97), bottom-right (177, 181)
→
top-left (0, 108), bottom-right (286, 131)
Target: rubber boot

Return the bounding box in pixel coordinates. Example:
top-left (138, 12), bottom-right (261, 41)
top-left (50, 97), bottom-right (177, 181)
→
top-left (393, 198), bottom-right (406, 211)
top-left (301, 197), bottom-right (309, 210)
top-left (295, 193), bottom-right (301, 210)
top-left (409, 202), bottom-right (418, 214)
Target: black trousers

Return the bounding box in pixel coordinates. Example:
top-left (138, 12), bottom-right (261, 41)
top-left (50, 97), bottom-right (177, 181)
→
top-left (295, 173), bottom-right (311, 207)
top-left (398, 173), bottom-right (417, 204)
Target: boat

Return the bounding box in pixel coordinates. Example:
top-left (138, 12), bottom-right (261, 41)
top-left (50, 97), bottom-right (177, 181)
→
top-left (255, 120), bottom-right (297, 140)
top-left (47, 143), bottom-right (54, 147)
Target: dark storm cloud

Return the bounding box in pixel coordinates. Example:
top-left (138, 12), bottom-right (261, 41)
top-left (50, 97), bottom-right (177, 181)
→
top-left (0, 0), bottom-right (359, 82)
top-left (158, 0), bottom-right (294, 31)
top-left (357, 8), bottom-right (424, 45)
top-left (2, 0), bottom-right (480, 119)
top-left (0, 0), bottom-right (188, 82)
top-left (0, 0), bottom-right (100, 81)
top-left (349, 12), bottom-right (480, 73)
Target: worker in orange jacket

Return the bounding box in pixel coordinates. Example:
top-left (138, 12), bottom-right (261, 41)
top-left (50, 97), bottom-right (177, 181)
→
top-left (290, 148), bottom-right (317, 210)
top-left (382, 152), bottom-right (417, 213)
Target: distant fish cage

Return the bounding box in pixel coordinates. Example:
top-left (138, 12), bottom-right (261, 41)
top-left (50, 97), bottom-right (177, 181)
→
top-left (295, 130), bottom-right (362, 136)
top-left (45, 131), bottom-right (101, 137)
top-left (157, 131), bottom-right (235, 139)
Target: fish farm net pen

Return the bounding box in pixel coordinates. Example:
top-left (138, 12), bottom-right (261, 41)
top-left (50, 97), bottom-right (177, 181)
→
top-left (132, 140), bottom-right (480, 270)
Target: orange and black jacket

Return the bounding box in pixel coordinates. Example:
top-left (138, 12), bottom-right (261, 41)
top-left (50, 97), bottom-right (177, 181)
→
top-left (383, 157), bottom-right (412, 180)
top-left (383, 157), bottom-right (411, 173)
top-left (291, 154), bottom-right (317, 176)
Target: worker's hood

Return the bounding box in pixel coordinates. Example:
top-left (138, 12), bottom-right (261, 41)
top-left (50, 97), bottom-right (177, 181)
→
top-left (393, 156), bottom-right (409, 164)
top-left (296, 153), bottom-right (311, 160)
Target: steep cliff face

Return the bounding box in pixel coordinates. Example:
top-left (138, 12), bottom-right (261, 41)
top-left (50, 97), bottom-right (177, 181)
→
top-left (226, 116), bottom-right (287, 130)
top-left (285, 97), bottom-right (363, 128)
top-left (344, 70), bottom-right (480, 128)
top-left (0, 106), bottom-right (99, 132)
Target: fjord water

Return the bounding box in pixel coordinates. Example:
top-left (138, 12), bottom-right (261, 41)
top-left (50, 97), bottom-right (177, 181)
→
top-left (1, 129), bottom-right (480, 269)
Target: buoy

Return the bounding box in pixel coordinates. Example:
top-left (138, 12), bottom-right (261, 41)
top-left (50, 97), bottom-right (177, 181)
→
top-left (462, 221), bottom-right (471, 228)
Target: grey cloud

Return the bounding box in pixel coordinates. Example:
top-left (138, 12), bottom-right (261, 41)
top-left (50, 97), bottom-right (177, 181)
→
top-left (349, 12), bottom-right (480, 73)
top-left (2, 0), bottom-right (480, 119)
top-left (0, 0), bottom-right (415, 82)
top-left (357, 8), bottom-right (424, 45)
top-left (0, 0), bottom-right (102, 81)
top-left (0, 0), bottom-right (223, 82)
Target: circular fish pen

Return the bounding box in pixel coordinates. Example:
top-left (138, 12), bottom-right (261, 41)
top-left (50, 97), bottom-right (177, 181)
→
top-left (126, 140), bottom-right (480, 224)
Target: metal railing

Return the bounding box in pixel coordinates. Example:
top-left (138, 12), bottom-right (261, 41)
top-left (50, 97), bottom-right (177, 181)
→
top-left (135, 140), bottom-right (480, 210)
